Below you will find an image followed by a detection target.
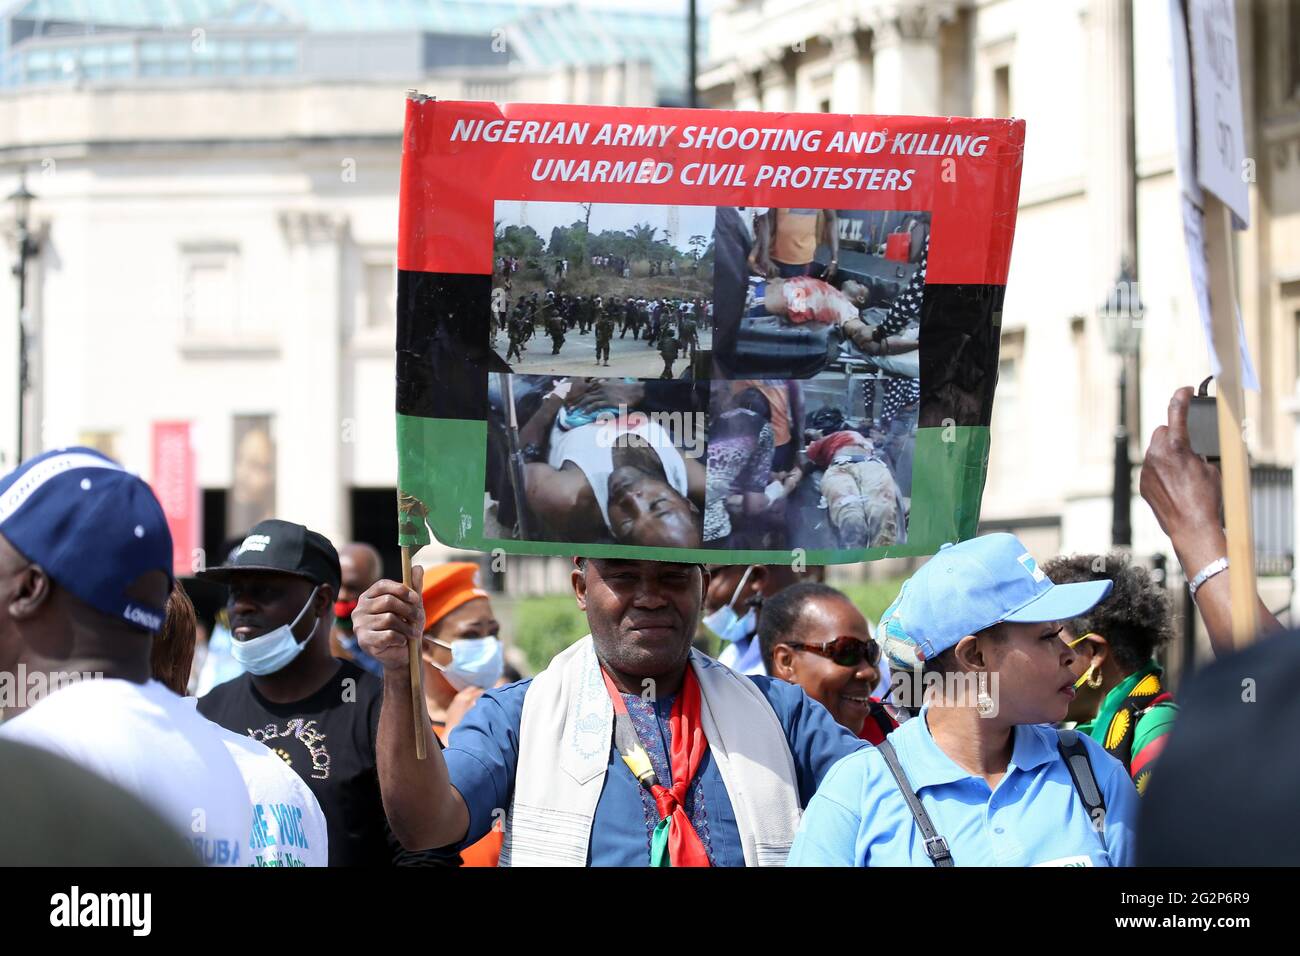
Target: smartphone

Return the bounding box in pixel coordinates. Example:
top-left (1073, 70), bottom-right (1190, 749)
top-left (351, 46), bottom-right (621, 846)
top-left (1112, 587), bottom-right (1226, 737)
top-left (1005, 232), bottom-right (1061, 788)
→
top-left (1187, 394), bottom-right (1220, 462)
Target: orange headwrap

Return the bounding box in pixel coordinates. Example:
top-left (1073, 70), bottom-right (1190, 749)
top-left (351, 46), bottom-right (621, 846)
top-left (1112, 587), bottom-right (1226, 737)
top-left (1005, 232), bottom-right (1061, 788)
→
top-left (422, 562), bottom-right (490, 633)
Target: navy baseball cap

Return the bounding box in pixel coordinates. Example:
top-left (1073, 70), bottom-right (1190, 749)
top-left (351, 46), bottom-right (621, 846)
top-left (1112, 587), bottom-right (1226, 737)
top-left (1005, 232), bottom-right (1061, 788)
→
top-left (879, 533), bottom-right (1113, 670)
top-left (197, 519), bottom-right (341, 593)
top-left (0, 447), bottom-right (174, 633)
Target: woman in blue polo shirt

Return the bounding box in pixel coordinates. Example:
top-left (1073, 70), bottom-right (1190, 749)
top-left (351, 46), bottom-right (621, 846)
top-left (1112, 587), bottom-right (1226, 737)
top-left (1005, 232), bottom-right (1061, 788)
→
top-left (788, 533), bottom-right (1140, 867)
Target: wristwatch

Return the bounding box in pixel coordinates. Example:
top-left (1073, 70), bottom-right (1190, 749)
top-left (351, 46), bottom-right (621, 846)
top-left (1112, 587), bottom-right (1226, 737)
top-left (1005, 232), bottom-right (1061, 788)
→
top-left (521, 442), bottom-right (546, 464)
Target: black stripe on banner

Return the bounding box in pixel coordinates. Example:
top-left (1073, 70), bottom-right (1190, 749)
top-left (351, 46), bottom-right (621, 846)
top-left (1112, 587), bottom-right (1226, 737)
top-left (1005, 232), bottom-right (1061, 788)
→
top-left (919, 283), bottom-right (1005, 429)
top-left (396, 267), bottom-right (1005, 429)
top-left (396, 270), bottom-right (506, 421)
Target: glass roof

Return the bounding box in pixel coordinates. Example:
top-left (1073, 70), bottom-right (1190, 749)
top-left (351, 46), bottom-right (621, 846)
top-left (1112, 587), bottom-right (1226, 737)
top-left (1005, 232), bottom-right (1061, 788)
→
top-left (4, 0), bottom-right (705, 100)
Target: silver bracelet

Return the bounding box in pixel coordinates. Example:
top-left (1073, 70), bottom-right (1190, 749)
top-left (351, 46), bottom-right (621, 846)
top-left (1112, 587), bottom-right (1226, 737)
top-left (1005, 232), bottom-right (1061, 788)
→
top-left (1188, 556), bottom-right (1229, 598)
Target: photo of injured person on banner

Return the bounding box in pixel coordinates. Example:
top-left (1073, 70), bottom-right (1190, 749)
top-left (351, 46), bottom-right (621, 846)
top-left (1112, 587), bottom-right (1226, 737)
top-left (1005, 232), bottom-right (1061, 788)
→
top-left (704, 208), bottom-right (926, 550)
top-left (485, 374), bottom-right (708, 546)
top-left (712, 207), bottom-right (928, 381)
top-left (704, 373), bottom-right (913, 551)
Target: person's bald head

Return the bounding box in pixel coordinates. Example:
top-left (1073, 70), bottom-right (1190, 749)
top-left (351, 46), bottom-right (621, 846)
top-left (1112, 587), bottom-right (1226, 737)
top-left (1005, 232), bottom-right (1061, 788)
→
top-left (339, 543), bottom-right (383, 603)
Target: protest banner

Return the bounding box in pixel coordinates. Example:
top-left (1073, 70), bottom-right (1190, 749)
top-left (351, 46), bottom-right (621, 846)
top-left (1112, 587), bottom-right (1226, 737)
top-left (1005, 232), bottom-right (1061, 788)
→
top-left (1171, 0), bottom-right (1258, 644)
top-left (394, 98), bottom-right (1025, 566)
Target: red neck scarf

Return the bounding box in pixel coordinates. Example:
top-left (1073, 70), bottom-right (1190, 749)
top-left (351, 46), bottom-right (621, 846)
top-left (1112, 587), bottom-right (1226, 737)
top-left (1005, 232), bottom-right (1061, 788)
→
top-left (602, 665), bottom-right (711, 867)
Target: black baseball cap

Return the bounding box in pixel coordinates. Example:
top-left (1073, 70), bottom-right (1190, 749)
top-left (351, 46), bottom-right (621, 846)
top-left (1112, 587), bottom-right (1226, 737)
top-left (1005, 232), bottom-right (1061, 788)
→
top-left (197, 519), bottom-right (341, 593)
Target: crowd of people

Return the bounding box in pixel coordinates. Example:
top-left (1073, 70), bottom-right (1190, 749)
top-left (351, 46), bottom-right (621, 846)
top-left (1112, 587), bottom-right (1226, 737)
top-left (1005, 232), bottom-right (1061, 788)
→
top-left (0, 387), bottom-right (1291, 866)
top-left (494, 287), bottom-right (711, 378)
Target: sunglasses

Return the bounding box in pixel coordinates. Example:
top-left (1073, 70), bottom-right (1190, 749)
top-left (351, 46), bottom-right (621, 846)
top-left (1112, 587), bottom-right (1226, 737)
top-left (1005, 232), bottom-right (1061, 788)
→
top-left (786, 636), bottom-right (880, 668)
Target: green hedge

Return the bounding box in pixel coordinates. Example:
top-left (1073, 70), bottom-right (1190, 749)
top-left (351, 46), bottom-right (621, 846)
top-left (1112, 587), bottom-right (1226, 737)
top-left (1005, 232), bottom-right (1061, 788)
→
top-left (836, 578), bottom-right (907, 628)
top-left (506, 595), bottom-right (588, 674)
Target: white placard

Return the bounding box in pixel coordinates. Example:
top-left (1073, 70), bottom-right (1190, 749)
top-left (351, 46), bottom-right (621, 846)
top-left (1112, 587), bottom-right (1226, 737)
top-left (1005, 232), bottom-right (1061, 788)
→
top-left (1181, 195), bottom-right (1259, 390)
top-left (1187, 0), bottom-right (1250, 226)
top-left (1170, 0), bottom-right (1257, 390)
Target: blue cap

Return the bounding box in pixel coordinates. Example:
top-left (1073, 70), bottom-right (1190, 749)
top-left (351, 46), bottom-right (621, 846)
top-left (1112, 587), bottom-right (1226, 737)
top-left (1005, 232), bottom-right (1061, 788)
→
top-left (0, 447), bottom-right (174, 633)
top-left (879, 532), bottom-right (1112, 670)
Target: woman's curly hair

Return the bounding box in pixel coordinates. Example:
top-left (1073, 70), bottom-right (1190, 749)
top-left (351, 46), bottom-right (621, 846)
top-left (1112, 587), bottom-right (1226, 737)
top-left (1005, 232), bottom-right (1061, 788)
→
top-left (1041, 552), bottom-right (1173, 671)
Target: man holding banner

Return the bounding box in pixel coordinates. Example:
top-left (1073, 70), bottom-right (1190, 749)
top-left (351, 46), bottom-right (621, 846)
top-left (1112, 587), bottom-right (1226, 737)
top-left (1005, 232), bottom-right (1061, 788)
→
top-left (353, 558), bottom-right (865, 866)
top-left (379, 99), bottom-right (1024, 865)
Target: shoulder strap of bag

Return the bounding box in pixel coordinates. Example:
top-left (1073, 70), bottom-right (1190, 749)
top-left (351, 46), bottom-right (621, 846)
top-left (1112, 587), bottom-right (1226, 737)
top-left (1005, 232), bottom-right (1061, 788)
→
top-left (875, 738), bottom-right (954, 867)
top-left (870, 701), bottom-right (896, 740)
top-left (1057, 728), bottom-right (1107, 833)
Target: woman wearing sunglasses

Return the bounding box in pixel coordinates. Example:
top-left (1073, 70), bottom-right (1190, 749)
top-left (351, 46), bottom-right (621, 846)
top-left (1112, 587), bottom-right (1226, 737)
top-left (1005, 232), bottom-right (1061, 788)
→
top-left (788, 534), bottom-right (1140, 867)
top-left (759, 583), bottom-right (897, 743)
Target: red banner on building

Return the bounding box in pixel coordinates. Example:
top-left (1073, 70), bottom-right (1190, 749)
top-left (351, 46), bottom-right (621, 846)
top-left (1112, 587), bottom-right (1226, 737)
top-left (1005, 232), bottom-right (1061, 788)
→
top-left (151, 421), bottom-right (199, 578)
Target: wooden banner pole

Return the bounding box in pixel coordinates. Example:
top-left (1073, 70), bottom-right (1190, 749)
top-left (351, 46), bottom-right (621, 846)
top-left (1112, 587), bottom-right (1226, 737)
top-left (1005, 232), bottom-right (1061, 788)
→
top-left (1203, 194), bottom-right (1258, 647)
top-left (401, 544), bottom-right (429, 760)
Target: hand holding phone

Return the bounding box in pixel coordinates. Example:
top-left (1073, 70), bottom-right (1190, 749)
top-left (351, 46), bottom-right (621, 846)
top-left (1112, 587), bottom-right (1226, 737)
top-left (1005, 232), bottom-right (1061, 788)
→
top-left (1187, 377), bottom-right (1220, 463)
top-left (1140, 386), bottom-right (1224, 547)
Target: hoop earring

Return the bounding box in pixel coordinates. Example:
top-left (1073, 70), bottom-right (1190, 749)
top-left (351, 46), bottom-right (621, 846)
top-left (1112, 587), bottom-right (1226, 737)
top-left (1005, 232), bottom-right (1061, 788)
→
top-left (1085, 663), bottom-right (1103, 690)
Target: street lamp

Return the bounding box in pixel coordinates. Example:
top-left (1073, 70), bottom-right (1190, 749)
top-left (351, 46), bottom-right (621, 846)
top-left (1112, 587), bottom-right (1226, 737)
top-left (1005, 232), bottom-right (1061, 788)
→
top-left (9, 173), bottom-right (38, 465)
top-left (1100, 266), bottom-right (1142, 547)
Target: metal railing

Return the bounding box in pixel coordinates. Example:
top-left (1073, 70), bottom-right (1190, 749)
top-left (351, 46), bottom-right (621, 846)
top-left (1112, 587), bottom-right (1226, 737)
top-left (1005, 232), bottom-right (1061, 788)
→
top-left (1252, 464), bottom-right (1293, 576)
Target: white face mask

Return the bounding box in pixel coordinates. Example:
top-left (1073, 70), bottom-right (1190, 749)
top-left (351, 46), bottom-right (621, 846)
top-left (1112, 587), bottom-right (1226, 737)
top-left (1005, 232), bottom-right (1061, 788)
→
top-left (703, 604), bottom-right (756, 644)
top-left (230, 585), bottom-right (320, 677)
top-left (430, 636), bottom-right (504, 691)
top-left (701, 566), bottom-right (757, 644)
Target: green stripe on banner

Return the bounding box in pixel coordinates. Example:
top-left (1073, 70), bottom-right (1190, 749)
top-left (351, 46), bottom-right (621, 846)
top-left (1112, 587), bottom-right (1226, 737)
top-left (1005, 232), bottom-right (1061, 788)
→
top-left (396, 413), bottom-right (991, 564)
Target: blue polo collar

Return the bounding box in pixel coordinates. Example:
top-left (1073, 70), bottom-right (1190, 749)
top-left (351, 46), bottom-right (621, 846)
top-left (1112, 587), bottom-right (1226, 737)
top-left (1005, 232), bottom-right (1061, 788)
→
top-left (893, 706), bottom-right (1059, 791)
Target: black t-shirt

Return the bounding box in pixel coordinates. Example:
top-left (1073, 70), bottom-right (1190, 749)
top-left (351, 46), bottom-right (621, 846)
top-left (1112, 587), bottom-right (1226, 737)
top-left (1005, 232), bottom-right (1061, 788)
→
top-left (198, 661), bottom-right (457, 867)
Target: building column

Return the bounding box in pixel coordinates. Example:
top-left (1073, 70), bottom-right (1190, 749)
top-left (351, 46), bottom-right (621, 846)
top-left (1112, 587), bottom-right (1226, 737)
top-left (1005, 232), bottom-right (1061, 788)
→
top-left (829, 25), bottom-right (870, 113)
top-left (1085, 0), bottom-right (1137, 307)
top-left (1083, 0), bottom-right (1139, 485)
top-left (732, 69), bottom-right (761, 111)
top-left (759, 56), bottom-right (796, 113)
top-left (864, 1), bottom-right (957, 115)
top-left (278, 210), bottom-right (349, 547)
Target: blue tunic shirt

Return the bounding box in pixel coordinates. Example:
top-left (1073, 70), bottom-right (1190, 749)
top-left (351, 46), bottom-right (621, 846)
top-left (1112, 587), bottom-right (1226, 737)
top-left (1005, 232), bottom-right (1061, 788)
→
top-left (444, 655), bottom-right (866, 866)
top-left (787, 706), bottom-right (1139, 867)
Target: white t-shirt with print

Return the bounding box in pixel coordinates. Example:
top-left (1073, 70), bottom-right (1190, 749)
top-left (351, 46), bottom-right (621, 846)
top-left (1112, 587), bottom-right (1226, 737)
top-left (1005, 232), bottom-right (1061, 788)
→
top-left (184, 699), bottom-right (329, 867)
top-left (0, 677), bottom-right (252, 866)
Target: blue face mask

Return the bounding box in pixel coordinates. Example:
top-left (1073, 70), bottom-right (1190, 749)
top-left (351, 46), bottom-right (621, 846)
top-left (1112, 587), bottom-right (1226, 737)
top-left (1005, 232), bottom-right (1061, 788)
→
top-left (701, 566), bottom-right (757, 644)
top-left (703, 604), bottom-right (756, 644)
top-left (230, 585), bottom-right (320, 677)
top-left (432, 636), bottom-right (504, 691)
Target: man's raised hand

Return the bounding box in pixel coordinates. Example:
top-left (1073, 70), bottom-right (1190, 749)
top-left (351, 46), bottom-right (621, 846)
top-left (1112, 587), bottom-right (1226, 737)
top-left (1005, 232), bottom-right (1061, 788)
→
top-left (353, 564), bottom-right (426, 671)
top-left (1139, 386), bottom-right (1223, 543)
